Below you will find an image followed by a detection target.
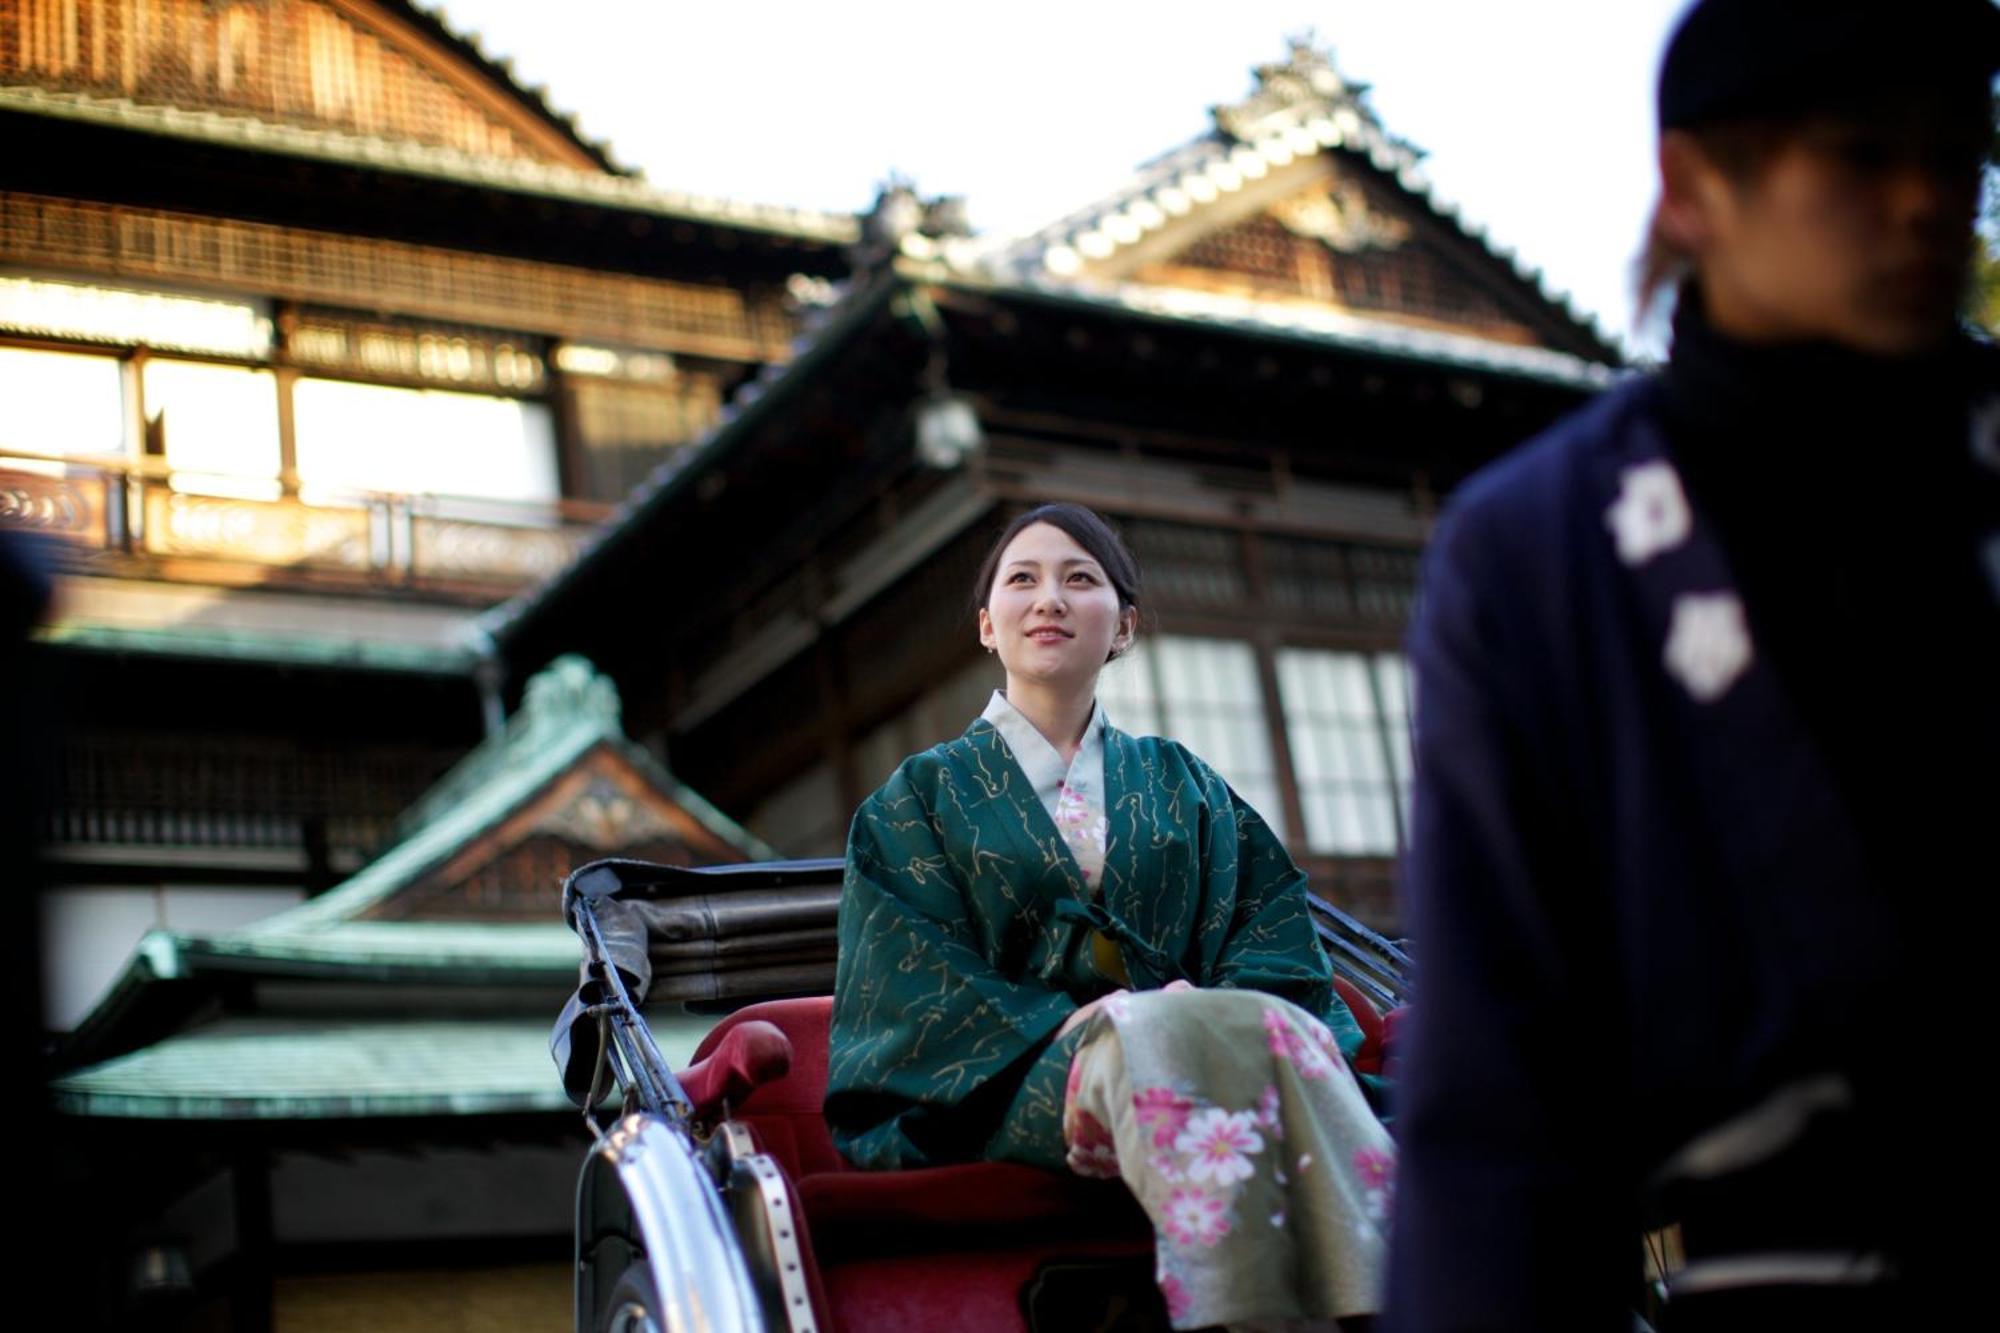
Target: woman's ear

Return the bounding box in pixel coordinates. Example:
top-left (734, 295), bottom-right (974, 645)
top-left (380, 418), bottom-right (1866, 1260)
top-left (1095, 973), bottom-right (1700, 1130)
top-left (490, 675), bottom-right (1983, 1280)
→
top-left (977, 606), bottom-right (996, 652)
top-left (1111, 607), bottom-right (1137, 657)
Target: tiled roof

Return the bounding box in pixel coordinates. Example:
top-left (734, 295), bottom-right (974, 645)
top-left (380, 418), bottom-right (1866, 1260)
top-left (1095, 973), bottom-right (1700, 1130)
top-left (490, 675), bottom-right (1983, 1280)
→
top-left (392, 0), bottom-right (626, 173)
top-left (60, 656), bottom-right (774, 1075)
top-left (36, 622), bottom-right (476, 675)
top-left (0, 83), bottom-right (859, 246)
top-left (974, 41), bottom-right (1610, 355)
top-left (240, 654), bottom-right (778, 938)
top-left (50, 1012), bottom-right (713, 1119)
top-left (951, 275), bottom-right (1619, 391)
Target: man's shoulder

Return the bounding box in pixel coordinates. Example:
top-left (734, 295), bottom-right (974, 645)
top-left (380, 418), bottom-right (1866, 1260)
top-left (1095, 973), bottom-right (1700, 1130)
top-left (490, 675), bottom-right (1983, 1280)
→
top-left (1432, 375), bottom-right (1663, 573)
top-left (1456, 377), bottom-right (1657, 527)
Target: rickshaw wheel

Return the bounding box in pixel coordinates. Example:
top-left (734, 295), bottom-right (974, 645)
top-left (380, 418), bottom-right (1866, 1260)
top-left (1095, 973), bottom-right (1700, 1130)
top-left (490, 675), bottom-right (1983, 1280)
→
top-left (601, 1263), bottom-right (663, 1333)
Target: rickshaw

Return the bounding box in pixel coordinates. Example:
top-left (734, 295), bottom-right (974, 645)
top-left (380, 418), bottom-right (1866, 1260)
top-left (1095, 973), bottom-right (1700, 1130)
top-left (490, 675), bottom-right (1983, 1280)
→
top-left (553, 855), bottom-right (1412, 1333)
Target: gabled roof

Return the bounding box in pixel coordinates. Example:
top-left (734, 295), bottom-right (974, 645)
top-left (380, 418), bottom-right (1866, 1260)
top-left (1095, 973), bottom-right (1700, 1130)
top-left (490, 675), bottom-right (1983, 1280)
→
top-left (56, 655), bottom-right (775, 1105)
top-left (0, 82), bottom-right (859, 247)
top-left (946, 274), bottom-right (1616, 391)
top-left (969, 41), bottom-right (1615, 361)
top-left (240, 653), bottom-right (779, 932)
top-left (389, 0), bottom-right (626, 172)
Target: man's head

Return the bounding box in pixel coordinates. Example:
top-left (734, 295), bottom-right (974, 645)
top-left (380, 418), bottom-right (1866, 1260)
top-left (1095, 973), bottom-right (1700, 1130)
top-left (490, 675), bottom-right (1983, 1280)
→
top-left (1643, 0), bottom-right (2000, 356)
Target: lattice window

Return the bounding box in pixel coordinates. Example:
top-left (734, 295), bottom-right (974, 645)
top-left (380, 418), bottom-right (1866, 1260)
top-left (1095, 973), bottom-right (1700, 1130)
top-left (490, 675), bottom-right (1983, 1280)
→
top-left (0, 193), bottom-right (791, 359)
top-left (49, 729), bottom-right (462, 864)
top-left (1264, 535), bottom-right (1419, 630)
top-left (1097, 634), bottom-right (1288, 840)
top-left (1162, 180), bottom-right (1536, 339)
top-left (1125, 518), bottom-right (1247, 608)
top-left (1, 0), bottom-right (578, 163)
top-left (569, 373), bottom-right (722, 503)
top-left (1274, 649), bottom-right (1412, 855)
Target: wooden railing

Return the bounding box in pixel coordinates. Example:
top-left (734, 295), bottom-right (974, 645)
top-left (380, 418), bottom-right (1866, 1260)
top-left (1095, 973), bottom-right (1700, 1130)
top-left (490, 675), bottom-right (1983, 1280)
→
top-left (45, 730), bottom-right (466, 880)
top-left (0, 447), bottom-right (610, 594)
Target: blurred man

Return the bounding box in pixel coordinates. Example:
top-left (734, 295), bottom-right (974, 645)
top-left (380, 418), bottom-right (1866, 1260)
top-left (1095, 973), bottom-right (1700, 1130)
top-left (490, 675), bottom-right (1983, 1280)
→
top-left (1387, 1), bottom-right (2000, 1329)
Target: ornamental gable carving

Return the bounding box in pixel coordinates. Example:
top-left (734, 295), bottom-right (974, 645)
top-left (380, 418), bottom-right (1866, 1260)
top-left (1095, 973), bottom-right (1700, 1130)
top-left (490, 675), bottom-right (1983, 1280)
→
top-left (1128, 167), bottom-right (1541, 346)
top-left (359, 746), bottom-right (753, 922)
top-left (1, 0), bottom-right (602, 167)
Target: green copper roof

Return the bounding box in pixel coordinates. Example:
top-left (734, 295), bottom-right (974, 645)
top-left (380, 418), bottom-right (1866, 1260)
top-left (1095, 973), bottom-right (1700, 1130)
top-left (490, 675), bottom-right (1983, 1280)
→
top-left (178, 923), bottom-right (582, 979)
top-left (51, 1012), bottom-right (714, 1120)
top-left (36, 622), bottom-right (476, 675)
top-left (60, 655), bottom-right (775, 1089)
top-left (244, 655), bottom-right (777, 941)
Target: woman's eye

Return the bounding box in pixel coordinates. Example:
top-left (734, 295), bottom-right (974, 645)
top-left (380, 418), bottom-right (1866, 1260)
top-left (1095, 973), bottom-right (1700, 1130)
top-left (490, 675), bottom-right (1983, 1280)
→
top-left (1008, 571), bottom-right (1033, 583)
top-left (1069, 572), bottom-right (1099, 584)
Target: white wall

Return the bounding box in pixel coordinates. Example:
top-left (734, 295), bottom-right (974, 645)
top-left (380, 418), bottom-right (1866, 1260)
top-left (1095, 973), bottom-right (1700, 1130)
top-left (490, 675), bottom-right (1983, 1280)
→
top-left (40, 885), bottom-right (305, 1030)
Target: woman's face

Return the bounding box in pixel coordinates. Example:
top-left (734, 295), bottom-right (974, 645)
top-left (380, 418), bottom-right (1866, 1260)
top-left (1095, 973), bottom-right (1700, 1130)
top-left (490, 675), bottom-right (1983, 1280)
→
top-left (978, 522), bottom-right (1134, 694)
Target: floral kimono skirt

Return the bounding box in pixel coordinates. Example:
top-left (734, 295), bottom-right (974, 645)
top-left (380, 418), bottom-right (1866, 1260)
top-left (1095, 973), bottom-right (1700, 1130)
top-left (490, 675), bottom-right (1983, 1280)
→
top-left (1062, 989), bottom-right (1393, 1329)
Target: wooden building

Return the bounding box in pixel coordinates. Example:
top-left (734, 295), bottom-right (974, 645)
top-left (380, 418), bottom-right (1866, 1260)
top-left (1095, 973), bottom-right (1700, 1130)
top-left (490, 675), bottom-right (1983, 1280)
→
top-left (5, 15), bottom-right (1628, 1326)
top-left (0, 0), bottom-right (852, 1027)
top-left (494, 43), bottom-right (1622, 925)
top-left (50, 654), bottom-right (772, 1330)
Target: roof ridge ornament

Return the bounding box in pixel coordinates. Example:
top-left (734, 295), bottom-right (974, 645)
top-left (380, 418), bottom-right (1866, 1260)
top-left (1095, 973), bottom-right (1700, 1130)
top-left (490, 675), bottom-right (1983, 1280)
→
top-left (1213, 37), bottom-right (1381, 146)
top-left (521, 653), bottom-right (622, 730)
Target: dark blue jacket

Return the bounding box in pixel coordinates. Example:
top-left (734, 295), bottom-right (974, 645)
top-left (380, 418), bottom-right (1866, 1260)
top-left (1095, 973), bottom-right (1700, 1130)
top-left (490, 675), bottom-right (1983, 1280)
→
top-left (1384, 368), bottom-right (2000, 1330)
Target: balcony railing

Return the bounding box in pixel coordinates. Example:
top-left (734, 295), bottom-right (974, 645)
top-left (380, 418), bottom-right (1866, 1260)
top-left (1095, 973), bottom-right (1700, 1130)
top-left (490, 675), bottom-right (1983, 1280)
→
top-left (0, 448), bottom-right (611, 594)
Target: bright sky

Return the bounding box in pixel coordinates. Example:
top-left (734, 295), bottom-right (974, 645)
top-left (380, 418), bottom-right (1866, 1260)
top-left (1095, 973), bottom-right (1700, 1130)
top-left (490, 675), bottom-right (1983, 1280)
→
top-left (431, 0), bottom-right (1692, 353)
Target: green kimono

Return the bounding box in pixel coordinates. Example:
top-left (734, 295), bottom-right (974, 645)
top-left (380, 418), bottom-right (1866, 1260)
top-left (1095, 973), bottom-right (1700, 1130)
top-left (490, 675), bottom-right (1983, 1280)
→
top-left (826, 714), bottom-right (1365, 1172)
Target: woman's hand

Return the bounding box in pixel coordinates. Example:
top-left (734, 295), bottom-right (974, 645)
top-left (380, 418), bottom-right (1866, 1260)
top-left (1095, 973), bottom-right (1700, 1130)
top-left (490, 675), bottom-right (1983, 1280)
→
top-left (1058, 988), bottom-right (1129, 1038)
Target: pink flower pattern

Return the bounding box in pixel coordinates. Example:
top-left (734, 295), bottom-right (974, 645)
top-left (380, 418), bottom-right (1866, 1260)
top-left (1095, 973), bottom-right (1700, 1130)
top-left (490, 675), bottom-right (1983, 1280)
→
top-left (1352, 1146), bottom-right (1394, 1191)
top-left (1353, 1145), bottom-right (1396, 1225)
top-left (1065, 1109), bottom-right (1121, 1178)
top-left (1175, 1107), bottom-right (1263, 1186)
top-left (1163, 1187), bottom-right (1230, 1247)
top-left (1054, 782), bottom-right (1108, 883)
top-left (1157, 1272), bottom-right (1192, 1322)
top-left (1255, 1083), bottom-right (1282, 1130)
top-left (1064, 995), bottom-right (1393, 1325)
top-left (1261, 1006), bottom-right (1346, 1080)
top-left (1134, 1085), bottom-right (1195, 1147)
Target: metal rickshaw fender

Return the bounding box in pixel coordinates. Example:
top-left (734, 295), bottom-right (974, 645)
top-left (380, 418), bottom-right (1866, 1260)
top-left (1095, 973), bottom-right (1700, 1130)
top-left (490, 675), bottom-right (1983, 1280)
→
top-left (575, 1111), bottom-right (767, 1333)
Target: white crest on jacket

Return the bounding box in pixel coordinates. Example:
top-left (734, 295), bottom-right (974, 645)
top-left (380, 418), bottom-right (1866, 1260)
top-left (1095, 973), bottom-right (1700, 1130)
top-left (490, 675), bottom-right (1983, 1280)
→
top-left (1664, 592), bottom-right (1754, 703)
top-left (1606, 461), bottom-right (1693, 565)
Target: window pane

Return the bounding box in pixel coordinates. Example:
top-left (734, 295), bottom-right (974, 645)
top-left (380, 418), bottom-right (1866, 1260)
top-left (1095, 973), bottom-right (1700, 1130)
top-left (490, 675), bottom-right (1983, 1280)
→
top-left (1097, 640), bottom-right (1163, 737)
top-left (1275, 646), bottom-right (1402, 856)
top-left (0, 346), bottom-right (126, 459)
top-left (1147, 636), bottom-right (1286, 840)
top-left (294, 378), bottom-right (558, 508)
top-left (1373, 652), bottom-right (1416, 833)
top-left (144, 359), bottom-right (281, 500)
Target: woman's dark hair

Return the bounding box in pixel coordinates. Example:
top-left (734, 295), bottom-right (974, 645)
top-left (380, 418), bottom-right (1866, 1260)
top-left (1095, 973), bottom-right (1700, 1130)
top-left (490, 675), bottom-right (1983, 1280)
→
top-left (971, 503), bottom-right (1143, 654)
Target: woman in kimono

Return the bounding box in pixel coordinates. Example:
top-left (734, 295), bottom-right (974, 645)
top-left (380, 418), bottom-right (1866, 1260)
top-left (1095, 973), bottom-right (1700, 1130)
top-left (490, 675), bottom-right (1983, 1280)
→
top-left (826, 503), bottom-right (1392, 1331)
top-left (1385, 3), bottom-right (1999, 1330)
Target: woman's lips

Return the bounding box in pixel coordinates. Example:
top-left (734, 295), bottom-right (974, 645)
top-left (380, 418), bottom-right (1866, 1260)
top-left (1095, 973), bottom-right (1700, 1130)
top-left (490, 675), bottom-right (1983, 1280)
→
top-left (1026, 627), bottom-right (1073, 642)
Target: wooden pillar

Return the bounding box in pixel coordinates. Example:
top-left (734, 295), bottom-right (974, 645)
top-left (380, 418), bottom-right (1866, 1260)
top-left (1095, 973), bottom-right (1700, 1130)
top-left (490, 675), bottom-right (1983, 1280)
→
top-left (273, 304), bottom-right (299, 496)
top-left (549, 354), bottom-right (592, 503)
top-left (1242, 530), bottom-right (1310, 850)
